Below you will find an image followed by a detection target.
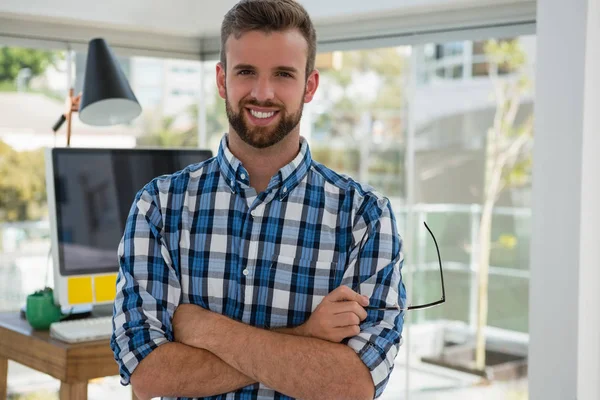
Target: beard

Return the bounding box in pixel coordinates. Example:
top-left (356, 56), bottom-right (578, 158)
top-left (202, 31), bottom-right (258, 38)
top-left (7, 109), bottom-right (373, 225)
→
top-left (225, 92), bottom-right (304, 149)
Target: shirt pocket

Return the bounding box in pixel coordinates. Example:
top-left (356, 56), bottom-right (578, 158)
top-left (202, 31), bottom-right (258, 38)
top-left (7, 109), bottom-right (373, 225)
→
top-left (266, 254), bottom-right (339, 329)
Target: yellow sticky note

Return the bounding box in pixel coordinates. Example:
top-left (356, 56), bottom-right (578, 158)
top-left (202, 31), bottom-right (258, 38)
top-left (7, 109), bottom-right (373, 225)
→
top-left (67, 277), bottom-right (93, 305)
top-left (94, 274), bottom-right (117, 302)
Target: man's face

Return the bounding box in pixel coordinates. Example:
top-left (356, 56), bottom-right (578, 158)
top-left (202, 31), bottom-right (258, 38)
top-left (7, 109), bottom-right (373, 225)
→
top-left (217, 29), bottom-right (319, 149)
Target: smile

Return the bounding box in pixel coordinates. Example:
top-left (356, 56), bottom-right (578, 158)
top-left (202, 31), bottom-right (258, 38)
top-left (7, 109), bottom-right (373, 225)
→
top-left (245, 108), bottom-right (280, 126)
top-left (250, 109), bottom-right (276, 119)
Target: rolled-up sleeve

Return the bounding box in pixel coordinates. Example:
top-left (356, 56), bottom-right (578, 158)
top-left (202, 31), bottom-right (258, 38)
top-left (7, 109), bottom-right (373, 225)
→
top-left (110, 185), bottom-right (181, 385)
top-left (344, 197), bottom-right (406, 398)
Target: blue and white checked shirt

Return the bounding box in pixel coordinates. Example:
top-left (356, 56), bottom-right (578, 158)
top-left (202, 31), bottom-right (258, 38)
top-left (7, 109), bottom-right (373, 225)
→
top-left (111, 135), bottom-right (406, 399)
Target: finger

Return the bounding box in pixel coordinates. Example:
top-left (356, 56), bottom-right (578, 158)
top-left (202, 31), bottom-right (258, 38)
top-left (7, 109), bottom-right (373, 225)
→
top-left (334, 325), bottom-right (361, 341)
top-left (331, 312), bottom-right (361, 328)
top-left (327, 285), bottom-right (369, 306)
top-left (330, 301), bottom-right (368, 321)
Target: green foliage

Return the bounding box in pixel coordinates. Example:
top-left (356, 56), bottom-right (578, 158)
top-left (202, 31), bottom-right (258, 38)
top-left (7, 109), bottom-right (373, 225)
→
top-left (0, 140), bottom-right (47, 222)
top-left (312, 48), bottom-right (408, 196)
top-left (0, 47), bottom-right (63, 223)
top-left (200, 88), bottom-right (228, 144)
top-left (0, 47), bottom-right (61, 83)
top-left (137, 112), bottom-right (197, 148)
top-left (484, 38), bottom-right (534, 193)
top-left (8, 390), bottom-right (58, 400)
top-left (0, 80), bottom-right (16, 92)
top-left (502, 157), bottom-right (532, 187)
top-left (139, 88), bottom-right (228, 149)
top-left (321, 48), bottom-right (406, 115)
top-left (484, 39), bottom-right (526, 72)
top-left (311, 146), bottom-right (359, 173)
top-left (474, 37), bottom-right (534, 369)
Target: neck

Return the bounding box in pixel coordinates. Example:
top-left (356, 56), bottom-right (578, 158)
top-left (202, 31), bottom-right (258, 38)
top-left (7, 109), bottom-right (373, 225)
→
top-left (227, 129), bottom-right (301, 193)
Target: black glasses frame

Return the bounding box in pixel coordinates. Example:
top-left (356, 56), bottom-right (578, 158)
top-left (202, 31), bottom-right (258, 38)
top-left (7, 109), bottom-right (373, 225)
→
top-left (359, 221), bottom-right (446, 312)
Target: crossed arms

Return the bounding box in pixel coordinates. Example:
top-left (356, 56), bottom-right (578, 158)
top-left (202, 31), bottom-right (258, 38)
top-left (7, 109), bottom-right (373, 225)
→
top-left (112, 189), bottom-right (405, 400)
top-left (130, 286), bottom-right (375, 400)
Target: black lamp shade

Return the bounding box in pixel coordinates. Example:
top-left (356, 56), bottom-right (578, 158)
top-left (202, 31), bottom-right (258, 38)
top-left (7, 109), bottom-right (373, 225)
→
top-left (79, 38), bottom-right (142, 126)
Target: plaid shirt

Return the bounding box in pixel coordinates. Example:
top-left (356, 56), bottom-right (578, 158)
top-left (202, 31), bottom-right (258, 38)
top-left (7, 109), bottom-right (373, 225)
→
top-left (111, 135), bottom-right (406, 399)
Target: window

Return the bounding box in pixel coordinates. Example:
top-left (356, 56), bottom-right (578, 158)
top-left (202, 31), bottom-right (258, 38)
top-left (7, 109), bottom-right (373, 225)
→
top-left (311, 35), bottom-right (534, 400)
top-left (202, 60), bottom-right (228, 155)
top-left (1, 44), bottom-right (205, 398)
top-left (310, 48), bottom-right (408, 203)
top-left (74, 53), bottom-right (203, 148)
top-left (0, 32), bottom-right (535, 399)
top-left (409, 35), bottom-right (533, 400)
top-left (0, 44), bottom-right (68, 313)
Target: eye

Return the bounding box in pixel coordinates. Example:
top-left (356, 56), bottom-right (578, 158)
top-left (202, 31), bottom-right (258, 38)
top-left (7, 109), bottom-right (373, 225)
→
top-left (277, 71), bottom-right (293, 78)
top-left (238, 70), bottom-right (254, 76)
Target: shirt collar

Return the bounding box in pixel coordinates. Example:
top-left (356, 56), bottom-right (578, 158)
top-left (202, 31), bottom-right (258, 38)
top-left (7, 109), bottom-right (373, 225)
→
top-left (217, 134), bottom-right (312, 198)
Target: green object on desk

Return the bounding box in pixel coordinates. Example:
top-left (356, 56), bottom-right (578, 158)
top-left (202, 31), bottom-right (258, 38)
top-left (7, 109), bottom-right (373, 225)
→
top-left (25, 288), bottom-right (69, 330)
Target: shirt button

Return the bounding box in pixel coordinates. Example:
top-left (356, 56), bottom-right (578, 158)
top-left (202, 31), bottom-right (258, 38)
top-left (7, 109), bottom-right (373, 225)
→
top-left (240, 173), bottom-right (246, 180)
top-left (243, 269), bottom-right (249, 276)
top-left (282, 187), bottom-right (287, 193)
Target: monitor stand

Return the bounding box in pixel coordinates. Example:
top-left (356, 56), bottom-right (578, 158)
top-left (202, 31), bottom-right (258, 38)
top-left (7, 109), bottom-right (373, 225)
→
top-left (62, 303), bottom-right (114, 321)
top-left (89, 303), bottom-right (114, 318)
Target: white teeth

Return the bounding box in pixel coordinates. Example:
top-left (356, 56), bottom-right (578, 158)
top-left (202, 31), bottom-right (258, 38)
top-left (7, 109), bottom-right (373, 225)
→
top-left (250, 109), bottom-right (276, 119)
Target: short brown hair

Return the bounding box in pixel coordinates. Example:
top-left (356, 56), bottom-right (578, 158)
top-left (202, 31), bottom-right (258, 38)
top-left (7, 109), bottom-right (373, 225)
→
top-left (220, 0), bottom-right (317, 79)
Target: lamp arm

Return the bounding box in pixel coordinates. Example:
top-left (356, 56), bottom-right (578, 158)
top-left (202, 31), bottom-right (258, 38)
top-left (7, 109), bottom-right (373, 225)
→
top-left (52, 114), bottom-right (67, 132)
top-left (51, 89), bottom-right (81, 147)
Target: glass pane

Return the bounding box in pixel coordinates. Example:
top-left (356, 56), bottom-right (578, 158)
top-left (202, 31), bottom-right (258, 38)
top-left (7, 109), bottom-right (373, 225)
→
top-left (202, 60), bottom-right (228, 155)
top-left (0, 43), bottom-right (68, 398)
top-left (420, 270), bottom-right (470, 323)
top-left (307, 47), bottom-right (409, 397)
top-left (0, 44), bottom-right (68, 313)
top-left (308, 48), bottom-right (408, 202)
top-left (489, 212), bottom-right (532, 271)
top-left (488, 275), bottom-right (529, 333)
top-left (1, 46), bottom-right (206, 397)
top-left (407, 35), bottom-right (535, 399)
top-left (73, 52), bottom-right (202, 148)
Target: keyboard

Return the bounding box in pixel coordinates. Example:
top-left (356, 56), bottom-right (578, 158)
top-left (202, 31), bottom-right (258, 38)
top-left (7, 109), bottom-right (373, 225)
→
top-left (50, 316), bottom-right (113, 343)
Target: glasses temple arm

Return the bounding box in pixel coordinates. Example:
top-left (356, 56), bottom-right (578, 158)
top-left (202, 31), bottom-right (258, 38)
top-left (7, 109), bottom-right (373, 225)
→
top-left (423, 221), bottom-right (446, 301)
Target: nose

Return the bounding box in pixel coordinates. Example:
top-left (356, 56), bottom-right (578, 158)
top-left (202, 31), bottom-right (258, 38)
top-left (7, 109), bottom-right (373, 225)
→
top-left (251, 76), bottom-right (275, 102)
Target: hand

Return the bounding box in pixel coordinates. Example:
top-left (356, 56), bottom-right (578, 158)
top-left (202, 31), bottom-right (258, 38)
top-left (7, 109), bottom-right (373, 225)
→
top-left (299, 285), bottom-right (369, 343)
top-left (172, 303), bottom-right (212, 347)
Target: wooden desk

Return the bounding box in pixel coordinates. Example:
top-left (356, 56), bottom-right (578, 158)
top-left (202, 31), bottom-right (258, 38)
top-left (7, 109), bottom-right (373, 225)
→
top-left (0, 312), bottom-right (137, 400)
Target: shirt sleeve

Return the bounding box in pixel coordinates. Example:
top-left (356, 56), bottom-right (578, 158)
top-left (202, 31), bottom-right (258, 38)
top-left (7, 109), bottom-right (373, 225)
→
top-left (343, 196), bottom-right (407, 399)
top-left (110, 185), bottom-right (182, 385)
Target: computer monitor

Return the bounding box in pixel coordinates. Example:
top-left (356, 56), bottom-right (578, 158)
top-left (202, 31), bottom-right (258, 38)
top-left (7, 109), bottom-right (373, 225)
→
top-left (45, 147), bottom-right (213, 308)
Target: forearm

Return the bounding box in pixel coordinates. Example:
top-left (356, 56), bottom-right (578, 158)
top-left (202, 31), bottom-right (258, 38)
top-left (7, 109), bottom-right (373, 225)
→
top-left (200, 316), bottom-right (374, 400)
top-left (130, 341), bottom-right (255, 399)
top-left (273, 326), bottom-right (302, 335)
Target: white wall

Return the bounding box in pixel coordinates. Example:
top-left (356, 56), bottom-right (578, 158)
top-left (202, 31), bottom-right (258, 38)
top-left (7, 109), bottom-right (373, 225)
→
top-left (577, 0), bottom-right (600, 396)
top-left (529, 0), bottom-right (600, 399)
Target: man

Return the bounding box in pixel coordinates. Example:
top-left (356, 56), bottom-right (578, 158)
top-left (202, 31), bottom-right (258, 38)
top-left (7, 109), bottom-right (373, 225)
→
top-left (111, 0), bottom-right (406, 399)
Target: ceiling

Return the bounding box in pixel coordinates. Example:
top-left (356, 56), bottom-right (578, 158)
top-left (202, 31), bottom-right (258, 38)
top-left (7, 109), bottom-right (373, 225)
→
top-left (0, 0), bottom-right (536, 58)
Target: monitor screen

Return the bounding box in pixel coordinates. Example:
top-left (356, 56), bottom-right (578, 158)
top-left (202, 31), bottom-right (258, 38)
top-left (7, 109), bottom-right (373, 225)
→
top-left (49, 148), bottom-right (212, 276)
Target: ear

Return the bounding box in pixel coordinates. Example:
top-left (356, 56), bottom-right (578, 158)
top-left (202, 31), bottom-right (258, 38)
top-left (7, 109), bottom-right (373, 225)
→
top-left (303, 69), bottom-right (319, 103)
top-left (216, 62), bottom-right (226, 99)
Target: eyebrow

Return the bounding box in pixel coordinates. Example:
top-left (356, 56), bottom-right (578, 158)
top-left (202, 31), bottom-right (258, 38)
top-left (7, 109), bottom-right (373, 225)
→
top-left (275, 66), bottom-right (299, 74)
top-left (232, 64), bottom-right (299, 74)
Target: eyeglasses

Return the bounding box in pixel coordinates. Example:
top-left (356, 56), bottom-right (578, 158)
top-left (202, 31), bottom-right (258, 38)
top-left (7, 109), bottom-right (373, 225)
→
top-left (358, 221), bottom-right (446, 312)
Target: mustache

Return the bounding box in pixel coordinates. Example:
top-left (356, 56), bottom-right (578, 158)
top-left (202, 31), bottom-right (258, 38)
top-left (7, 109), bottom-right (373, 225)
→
top-left (241, 99), bottom-right (284, 109)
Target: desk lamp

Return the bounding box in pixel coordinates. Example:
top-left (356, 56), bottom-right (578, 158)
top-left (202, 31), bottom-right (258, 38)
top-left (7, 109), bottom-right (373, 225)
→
top-left (52, 38), bottom-right (142, 145)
